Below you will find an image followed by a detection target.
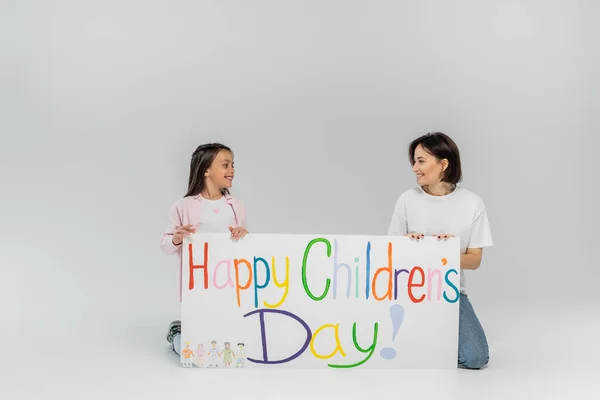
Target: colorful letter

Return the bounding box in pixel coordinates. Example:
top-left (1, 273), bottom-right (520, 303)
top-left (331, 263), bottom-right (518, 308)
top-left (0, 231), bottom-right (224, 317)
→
top-left (234, 259), bottom-right (253, 307)
top-left (365, 242), bottom-right (371, 299)
top-left (393, 268), bottom-right (409, 300)
top-left (243, 308), bottom-right (312, 364)
top-left (263, 256), bottom-right (290, 308)
top-left (371, 242), bottom-right (393, 301)
top-left (328, 322), bottom-right (379, 368)
top-left (253, 257), bottom-right (271, 308)
top-left (408, 266), bottom-right (426, 303)
top-left (213, 259), bottom-right (234, 289)
top-left (302, 238), bottom-right (332, 301)
top-left (355, 262), bottom-right (359, 299)
top-left (188, 242), bottom-right (208, 290)
top-left (310, 324), bottom-right (347, 359)
top-left (443, 269), bottom-right (460, 303)
top-left (427, 268), bottom-right (442, 301)
top-left (332, 239), bottom-right (351, 299)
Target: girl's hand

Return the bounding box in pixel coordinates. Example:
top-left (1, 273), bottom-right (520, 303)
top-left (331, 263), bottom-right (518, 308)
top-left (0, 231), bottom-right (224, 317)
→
top-left (433, 233), bottom-right (455, 240)
top-left (172, 224), bottom-right (197, 245)
top-left (229, 226), bottom-right (248, 241)
top-left (406, 233), bottom-right (425, 240)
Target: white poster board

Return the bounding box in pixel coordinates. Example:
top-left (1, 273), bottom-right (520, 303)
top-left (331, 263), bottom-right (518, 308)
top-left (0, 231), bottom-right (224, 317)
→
top-left (180, 233), bottom-right (460, 369)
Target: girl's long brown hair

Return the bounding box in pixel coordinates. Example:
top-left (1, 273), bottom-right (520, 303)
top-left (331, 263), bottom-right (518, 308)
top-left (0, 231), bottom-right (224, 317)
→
top-left (184, 143), bottom-right (232, 197)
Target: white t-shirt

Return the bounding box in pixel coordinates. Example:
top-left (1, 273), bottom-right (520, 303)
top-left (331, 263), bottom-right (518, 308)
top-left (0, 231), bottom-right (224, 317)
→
top-left (387, 186), bottom-right (493, 294)
top-left (196, 196), bottom-right (237, 233)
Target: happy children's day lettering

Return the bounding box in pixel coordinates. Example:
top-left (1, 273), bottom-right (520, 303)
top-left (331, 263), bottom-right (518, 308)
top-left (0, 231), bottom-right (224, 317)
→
top-left (181, 235), bottom-right (460, 369)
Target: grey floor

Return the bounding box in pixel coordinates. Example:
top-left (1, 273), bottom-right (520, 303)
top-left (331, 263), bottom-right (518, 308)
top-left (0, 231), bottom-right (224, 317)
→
top-left (2, 305), bottom-right (599, 399)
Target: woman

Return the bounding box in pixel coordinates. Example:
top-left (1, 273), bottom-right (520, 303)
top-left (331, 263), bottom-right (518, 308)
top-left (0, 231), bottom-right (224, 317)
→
top-left (387, 132), bottom-right (493, 369)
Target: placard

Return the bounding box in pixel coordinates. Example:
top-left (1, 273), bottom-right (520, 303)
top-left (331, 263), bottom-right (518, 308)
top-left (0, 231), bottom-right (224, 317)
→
top-left (180, 234), bottom-right (460, 369)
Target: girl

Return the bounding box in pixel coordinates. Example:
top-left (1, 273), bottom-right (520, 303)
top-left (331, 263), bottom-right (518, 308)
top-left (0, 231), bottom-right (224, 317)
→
top-left (194, 343), bottom-right (205, 367)
top-left (221, 342), bottom-right (235, 367)
top-left (387, 132), bottom-right (493, 369)
top-left (161, 143), bottom-right (248, 356)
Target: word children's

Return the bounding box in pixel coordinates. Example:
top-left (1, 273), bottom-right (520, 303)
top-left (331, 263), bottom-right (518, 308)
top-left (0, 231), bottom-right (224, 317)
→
top-left (180, 233), bottom-right (460, 369)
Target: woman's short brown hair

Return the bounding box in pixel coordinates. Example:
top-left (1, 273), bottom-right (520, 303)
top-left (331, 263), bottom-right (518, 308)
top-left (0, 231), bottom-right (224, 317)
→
top-left (408, 132), bottom-right (462, 185)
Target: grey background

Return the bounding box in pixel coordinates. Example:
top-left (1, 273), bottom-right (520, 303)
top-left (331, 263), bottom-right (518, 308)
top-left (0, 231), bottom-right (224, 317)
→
top-left (1, 1), bottom-right (599, 394)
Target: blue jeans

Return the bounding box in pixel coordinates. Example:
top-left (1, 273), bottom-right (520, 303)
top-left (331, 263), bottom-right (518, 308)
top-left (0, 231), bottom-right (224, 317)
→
top-left (458, 294), bottom-right (489, 369)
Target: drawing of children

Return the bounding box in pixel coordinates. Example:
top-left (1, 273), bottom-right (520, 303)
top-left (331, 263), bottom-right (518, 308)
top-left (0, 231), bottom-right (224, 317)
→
top-left (221, 342), bottom-right (235, 367)
top-left (195, 344), bottom-right (205, 367)
top-left (235, 343), bottom-right (246, 368)
top-left (181, 342), bottom-right (194, 367)
top-left (206, 340), bottom-right (220, 367)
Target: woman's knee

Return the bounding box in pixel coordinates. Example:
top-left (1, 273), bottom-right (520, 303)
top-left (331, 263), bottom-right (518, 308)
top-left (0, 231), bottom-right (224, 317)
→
top-left (459, 345), bottom-right (489, 369)
top-left (458, 295), bottom-right (489, 369)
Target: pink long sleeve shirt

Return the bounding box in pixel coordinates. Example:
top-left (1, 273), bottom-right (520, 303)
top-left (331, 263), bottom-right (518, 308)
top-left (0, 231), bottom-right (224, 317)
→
top-left (160, 193), bottom-right (247, 301)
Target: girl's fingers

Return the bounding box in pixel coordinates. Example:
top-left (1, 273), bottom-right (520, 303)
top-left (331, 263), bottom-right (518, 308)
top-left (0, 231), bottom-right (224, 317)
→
top-left (177, 225), bottom-right (196, 234)
top-left (231, 228), bottom-right (248, 241)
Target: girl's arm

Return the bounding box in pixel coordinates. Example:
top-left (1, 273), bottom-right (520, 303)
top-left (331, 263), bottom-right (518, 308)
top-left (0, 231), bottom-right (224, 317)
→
top-left (160, 202), bottom-right (183, 255)
top-left (237, 199), bottom-right (248, 229)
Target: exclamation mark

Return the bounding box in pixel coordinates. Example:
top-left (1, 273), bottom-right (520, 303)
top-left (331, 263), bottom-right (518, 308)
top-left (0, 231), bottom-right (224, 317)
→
top-left (379, 304), bottom-right (404, 360)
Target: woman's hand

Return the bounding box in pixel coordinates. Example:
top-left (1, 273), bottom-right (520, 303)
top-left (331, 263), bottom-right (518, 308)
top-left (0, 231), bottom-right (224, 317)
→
top-left (172, 224), bottom-right (197, 245)
top-left (229, 226), bottom-right (248, 241)
top-left (433, 233), bottom-right (455, 240)
top-left (405, 233), bottom-right (455, 241)
top-left (405, 233), bottom-right (425, 240)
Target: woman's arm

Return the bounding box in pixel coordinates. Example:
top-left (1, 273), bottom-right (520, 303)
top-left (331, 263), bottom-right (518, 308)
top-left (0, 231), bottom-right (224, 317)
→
top-left (461, 248), bottom-right (483, 270)
top-left (462, 196), bottom-right (493, 269)
top-left (387, 194), bottom-right (408, 236)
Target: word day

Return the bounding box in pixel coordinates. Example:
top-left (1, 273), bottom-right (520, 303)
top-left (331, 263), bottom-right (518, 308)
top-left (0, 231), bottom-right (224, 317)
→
top-left (186, 235), bottom-right (460, 308)
top-left (180, 234), bottom-right (461, 369)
